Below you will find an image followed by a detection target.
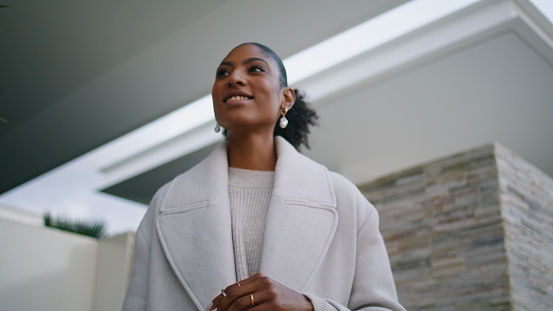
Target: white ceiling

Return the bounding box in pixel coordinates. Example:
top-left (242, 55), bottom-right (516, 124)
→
top-left (1, 0), bottom-right (552, 234)
top-left (0, 0), bottom-right (406, 192)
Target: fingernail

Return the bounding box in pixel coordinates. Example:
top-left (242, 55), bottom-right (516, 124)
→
top-left (206, 302), bottom-right (213, 311)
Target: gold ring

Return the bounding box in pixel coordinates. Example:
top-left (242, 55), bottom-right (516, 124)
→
top-left (250, 293), bottom-right (254, 306)
top-left (236, 282), bottom-right (241, 287)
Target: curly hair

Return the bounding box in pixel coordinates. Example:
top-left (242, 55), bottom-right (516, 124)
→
top-left (222, 42), bottom-right (318, 150)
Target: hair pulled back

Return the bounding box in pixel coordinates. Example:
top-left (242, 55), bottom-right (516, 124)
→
top-left (223, 42), bottom-right (318, 150)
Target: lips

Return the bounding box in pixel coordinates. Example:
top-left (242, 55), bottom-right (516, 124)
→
top-left (224, 92), bottom-right (253, 103)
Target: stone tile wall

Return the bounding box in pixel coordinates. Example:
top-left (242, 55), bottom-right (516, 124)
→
top-left (496, 144), bottom-right (553, 311)
top-left (358, 143), bottom-right (552, 310)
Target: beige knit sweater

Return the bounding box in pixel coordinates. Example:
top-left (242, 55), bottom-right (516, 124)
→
top-left (228, 167), bottom-right (336, 311)
top-left (228, 167), bottom-right (274, 280)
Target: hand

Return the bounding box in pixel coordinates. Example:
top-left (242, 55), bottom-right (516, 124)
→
top-left (208, 273), bottom-right (314, 311)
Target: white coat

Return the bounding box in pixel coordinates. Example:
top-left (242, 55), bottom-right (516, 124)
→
top-left (123, 136), bottom-right (405, 311)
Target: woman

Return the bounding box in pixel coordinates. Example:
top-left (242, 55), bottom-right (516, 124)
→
top-left (123, 42), bottom-right (406, 311)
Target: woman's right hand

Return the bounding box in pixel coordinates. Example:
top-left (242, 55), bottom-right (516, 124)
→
top-left (208, 273), bottom-right (313, 311)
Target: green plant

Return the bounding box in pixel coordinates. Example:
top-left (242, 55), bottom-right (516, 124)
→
top-left (44, 212), bottom-right (106, 239)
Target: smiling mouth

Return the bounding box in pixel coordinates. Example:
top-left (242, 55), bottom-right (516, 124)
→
top-left (224, 95), bottom-right (253, 103)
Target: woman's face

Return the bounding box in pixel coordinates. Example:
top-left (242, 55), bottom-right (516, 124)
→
top-left (212, 44), bottom-right (292, 136)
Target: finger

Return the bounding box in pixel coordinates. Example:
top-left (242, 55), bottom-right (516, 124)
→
top-left (227, 292), bottom-right (258, 311)
top-left (208, 291), bottom-right (225, 311)
top-left (209, 285), bottom-right (237, 311)
top-left (217, 281), bottom-right (250, 311)
top-left (228, 288), bottom-right (277, 311)
top-left (238, 273), bottom-right (267, 286)
top-left (219, 274), bottom-right (272, 311)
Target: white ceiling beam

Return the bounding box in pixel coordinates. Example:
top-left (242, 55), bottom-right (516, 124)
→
top-left (298, 0), bottom-right (552, 104)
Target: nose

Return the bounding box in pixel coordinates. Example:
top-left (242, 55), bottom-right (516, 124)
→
top-left (227, 70), bottom-right (246, 87)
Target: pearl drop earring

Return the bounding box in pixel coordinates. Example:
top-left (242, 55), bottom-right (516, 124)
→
top-left (279, 107), bottom-right (289, 129)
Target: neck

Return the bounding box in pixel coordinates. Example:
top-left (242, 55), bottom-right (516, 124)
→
top-left (227, 133), bottom-right (277, 171)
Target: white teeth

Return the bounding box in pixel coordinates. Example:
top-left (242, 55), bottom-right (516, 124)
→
top-left (227, 96), bottom-right (250, 102)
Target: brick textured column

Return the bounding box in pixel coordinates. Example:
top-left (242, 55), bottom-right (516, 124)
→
top-left (358, 143), bottom-right (553, 311)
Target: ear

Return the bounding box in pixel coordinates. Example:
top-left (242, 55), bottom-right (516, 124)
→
top-left (281, 87), bottom-right (295, 111)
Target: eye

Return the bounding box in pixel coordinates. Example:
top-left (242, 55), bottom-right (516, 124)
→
top-left (216, 68), bottom-right (230, 77)
top-left (249, 65), bottom-right (266, 73)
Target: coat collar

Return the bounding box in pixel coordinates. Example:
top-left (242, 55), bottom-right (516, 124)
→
top-left (156, 136), bottom-right (338, 310)
top-left (272, 136), bottom-right (336, 207)
top-left (160, 136), bottom-right (336, 209)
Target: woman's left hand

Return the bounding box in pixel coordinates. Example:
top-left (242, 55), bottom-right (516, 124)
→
top-left (208, 273), bottom-right (314, 311)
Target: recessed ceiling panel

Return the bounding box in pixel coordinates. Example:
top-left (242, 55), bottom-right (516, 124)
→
top-left (101, 141), bottom-right (219, 205)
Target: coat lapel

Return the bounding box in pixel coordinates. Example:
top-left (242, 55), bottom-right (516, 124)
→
top-left (260, 137), bottom-right (338, 291)
top-left (156, 142), bottom-right (236, 310)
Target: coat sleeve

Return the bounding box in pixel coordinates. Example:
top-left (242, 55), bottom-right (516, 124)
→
top-left (347, 197), bottom-right (406, 311)
top-left (306, 183), bottom-right (406, 311)
top-left (122, 184), bottom-right (169, 311)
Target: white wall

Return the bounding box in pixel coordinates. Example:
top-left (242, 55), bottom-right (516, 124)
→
top-left (0, 219), bottom-right (98, 311)
top-left (0, 218), bottom-right (134, 311)
top-left (93, 232), bottom-right (134, 311)
top-left (0, 203), bottom-right (42, 226)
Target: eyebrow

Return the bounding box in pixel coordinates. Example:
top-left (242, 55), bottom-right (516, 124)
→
top-left (218, 57), bottom-right (270, 68)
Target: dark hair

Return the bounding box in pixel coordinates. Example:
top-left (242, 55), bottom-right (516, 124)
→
top-left (223, 42), bottom-right (318, 150)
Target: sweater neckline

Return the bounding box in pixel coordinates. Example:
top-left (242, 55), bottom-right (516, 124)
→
top-left (228, 167), bottom-right (275, 188)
